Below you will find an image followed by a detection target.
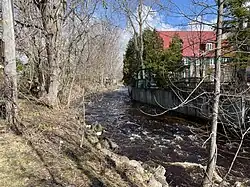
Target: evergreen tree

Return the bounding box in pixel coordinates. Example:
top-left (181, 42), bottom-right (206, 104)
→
top-left (155, 34), bottom-right (183, 87)
top-left (123, 28), bottom-right (164, 85)
top-left (224, 0), bottom-right (250, 83)
top-left (143, 29), bottom-right (164, 69)
top-left (123, 29), bottom-right (183, 87)
top-left (123, 38), bottom-right (139, 85)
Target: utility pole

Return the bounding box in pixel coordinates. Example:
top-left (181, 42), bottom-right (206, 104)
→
top-left (2, 0), bottom-right (18, 124)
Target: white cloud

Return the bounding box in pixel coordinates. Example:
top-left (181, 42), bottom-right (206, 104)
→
top-left (143, 7), bottom-right (179, 31)
top-left (187, 16), bottom-right (216, 31)
top-left (128, 5), bottom-right (178, 32)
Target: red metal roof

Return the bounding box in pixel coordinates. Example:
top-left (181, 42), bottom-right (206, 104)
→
top-left (158, 31), bottom-right (216, 58)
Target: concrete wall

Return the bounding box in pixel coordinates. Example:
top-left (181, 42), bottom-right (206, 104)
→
top-left (129, 86), bottom-right (212, 119)
top-left (129, 86), bottom-right (250, 127)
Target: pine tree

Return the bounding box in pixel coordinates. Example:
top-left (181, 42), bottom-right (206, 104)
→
top-left (123, 28), bottom-right (164, 85)
top-left (155, 34), bottom-right (183, 87)
top-left (123, 38), bottom-right (139, 85)
top-left (224, 0), bottom-right (250, 84)
top-left (123, 29), bottom-right (183, 87)
top-left (143, 29), bottom-right (164, 69)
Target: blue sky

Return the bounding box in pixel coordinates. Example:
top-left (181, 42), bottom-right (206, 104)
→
top-left (95, 0), bottom-right (218, 31)
top-left (93, 0), bottom-right (218, 54)
top-left (164, 0), bottom-right (217, 29)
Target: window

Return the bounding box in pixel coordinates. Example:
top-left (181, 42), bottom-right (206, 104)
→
top-left (208, 58), bottom-right (214, 65)
top-left (183, 71), bottom-right (186, 78)
top-left (183, 58), bottom-right (189, 65)
top-left (206, 43), bottom-right (213, 51)
top-left (222, 58), bottom-right (230, 63)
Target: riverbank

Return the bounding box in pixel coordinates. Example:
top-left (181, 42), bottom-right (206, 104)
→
top-left (0, 99), bottom-right (168, 187)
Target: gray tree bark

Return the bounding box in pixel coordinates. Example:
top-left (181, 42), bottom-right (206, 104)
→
top-left (35, 0), bottom-right (65, 107)
top-left (202, 0), bottom-right (224, 186)
top-left (2, 0), bottom-right (18, 124)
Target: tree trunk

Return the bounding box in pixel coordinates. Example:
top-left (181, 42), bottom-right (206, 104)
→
top-left (2, 0), bottom-right (18, 124)
top-left (45, 32), bottom-right (60, 106)
top-left (202, 1), bottom-right (224, 186)
top-left (138, 0), bottom-right (145, 80)
top-left (36, 0), bottom-right (64, 107)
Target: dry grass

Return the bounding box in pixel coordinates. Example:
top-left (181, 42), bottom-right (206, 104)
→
top-left (0, 99), bottom-right (136, 187)
top-left (0, 133), bottom-right (50, 187)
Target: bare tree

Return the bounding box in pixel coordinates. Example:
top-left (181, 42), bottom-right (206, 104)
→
top-left (203, 0), bottom-right (224, 186)
top-left (15, 0), bottom-right (123, 105)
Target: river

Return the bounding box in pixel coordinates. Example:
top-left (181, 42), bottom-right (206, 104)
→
top-left (85, 87), bottom-right (250, 186)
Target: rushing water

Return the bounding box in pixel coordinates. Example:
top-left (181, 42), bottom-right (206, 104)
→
top-left (85, 87), bottom-right (250, 186)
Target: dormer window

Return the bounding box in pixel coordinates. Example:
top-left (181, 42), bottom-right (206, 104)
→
top-left (206, 43), bottom-right (213, 51)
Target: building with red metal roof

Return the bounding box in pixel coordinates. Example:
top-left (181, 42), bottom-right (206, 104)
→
top-left (158, 31), bottom-right (231, 80)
